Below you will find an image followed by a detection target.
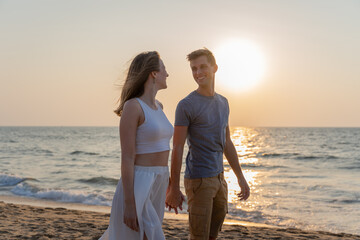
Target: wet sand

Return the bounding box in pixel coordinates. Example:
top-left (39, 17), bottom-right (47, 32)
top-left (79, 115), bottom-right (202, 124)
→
top-left (0, 200), bottom-right (359, 240)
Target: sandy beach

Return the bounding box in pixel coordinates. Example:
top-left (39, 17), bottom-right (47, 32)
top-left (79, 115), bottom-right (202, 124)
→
top-left (1, 200), bottom-right (359, 240)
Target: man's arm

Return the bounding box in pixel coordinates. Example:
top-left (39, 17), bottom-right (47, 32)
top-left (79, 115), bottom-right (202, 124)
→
top-left (165, 125), bottom-right (187, 213)
top-left (224, 125), bottom-right (250, 201)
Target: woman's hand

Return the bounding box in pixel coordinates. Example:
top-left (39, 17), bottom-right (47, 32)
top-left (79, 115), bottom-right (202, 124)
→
top-left (123, 202), bottom-right (139, 232)
top-left (165, 184), bottom-right (185, 214)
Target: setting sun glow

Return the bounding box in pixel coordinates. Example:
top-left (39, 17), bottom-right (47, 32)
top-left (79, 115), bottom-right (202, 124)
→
top-left (215, 39), bottom-right (266, 92)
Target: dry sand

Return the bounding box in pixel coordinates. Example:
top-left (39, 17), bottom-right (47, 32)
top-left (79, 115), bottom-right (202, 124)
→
top-left (0, 201), bottom-right (359, 240)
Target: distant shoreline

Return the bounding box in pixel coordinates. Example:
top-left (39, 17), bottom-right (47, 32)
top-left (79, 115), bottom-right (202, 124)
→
top-left (1, 126), bottom-right (360, 128)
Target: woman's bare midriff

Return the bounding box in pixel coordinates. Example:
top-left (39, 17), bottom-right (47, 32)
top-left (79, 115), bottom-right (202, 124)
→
top-left (134, 150), bottom-right (169, 166)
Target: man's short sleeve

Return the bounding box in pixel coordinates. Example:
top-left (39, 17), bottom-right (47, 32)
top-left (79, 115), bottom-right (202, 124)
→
top-left (174, 100), bottom-right (191, 126)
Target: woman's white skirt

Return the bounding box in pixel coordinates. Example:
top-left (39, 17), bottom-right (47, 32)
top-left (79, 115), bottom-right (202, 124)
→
top-left (99, 166), bottom-right (169, 240)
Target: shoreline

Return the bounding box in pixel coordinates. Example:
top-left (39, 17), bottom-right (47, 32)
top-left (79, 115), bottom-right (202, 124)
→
top-left (1, 195), bottom-right (359, 239)
top-left (0, 195), bottom-right (273, 228)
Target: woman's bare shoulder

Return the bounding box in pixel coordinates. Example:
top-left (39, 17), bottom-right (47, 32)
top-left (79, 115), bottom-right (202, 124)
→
top-left (122, 98), bottom-right (142, 115)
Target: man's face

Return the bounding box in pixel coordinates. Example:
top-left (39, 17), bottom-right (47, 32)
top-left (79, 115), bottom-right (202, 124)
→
top-left (190, 55), bottom-right (217, 87)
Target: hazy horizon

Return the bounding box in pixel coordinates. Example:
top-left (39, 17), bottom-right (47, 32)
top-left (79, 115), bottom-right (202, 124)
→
top-left (1, 126), bottom-right (360, 128)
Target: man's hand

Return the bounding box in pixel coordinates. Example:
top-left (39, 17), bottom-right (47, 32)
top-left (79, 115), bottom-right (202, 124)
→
top-left (237, 177), bottom-right (250, 201)
top-left (167, 125), bottom-right (188, 213)
top-left (165, 185), bottom-right (186, 214)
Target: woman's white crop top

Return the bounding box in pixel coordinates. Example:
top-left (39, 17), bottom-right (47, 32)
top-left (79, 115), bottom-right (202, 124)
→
top-left (135, 98), bottom-right (173, 154)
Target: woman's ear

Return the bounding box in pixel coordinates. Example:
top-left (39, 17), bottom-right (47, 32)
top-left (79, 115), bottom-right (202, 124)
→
top-left (151, 71), bottom-right (157, 79)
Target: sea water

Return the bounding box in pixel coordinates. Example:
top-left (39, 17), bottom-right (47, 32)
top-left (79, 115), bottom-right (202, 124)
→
top-left (0, 127), bottom-right (359, 234)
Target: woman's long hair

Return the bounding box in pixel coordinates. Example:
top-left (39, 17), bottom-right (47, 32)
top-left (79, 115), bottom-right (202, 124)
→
top-left (114, 51), bottom-right (160, 116)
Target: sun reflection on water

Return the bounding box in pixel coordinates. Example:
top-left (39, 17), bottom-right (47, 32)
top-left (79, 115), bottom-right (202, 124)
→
top-left (224, 127), bottom-right (262, 208)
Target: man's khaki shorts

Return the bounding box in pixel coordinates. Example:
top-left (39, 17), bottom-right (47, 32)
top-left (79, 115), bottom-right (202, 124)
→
top-left (184, 172), bottom-right (228, 240)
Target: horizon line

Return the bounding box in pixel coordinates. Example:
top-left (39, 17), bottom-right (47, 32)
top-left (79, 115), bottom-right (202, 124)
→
top-left (1, 125), bottom-right (360, 128)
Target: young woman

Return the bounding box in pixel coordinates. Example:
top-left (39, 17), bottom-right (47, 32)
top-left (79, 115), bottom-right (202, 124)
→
top-left (100, 51), bottom-right (173, 240)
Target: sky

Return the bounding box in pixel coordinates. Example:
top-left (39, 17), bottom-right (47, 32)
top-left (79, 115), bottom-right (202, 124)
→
top-left (1, 0), bottom-right (359, 127)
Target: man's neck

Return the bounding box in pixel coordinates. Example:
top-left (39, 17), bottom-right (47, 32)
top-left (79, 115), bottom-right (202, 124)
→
top-left (196, 86), bottom-right (215, 97)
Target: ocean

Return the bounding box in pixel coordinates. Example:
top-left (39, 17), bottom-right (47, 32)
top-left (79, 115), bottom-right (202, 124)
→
top-left (0, 127), bottom-right (359, 235)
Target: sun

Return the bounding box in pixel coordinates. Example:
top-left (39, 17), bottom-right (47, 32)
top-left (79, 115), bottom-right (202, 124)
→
top-left (214, 39), bottom-right (266, 92)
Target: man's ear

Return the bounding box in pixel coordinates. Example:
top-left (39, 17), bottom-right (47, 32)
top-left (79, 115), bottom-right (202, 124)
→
top-left (213, 64), bottom-right (218, 73)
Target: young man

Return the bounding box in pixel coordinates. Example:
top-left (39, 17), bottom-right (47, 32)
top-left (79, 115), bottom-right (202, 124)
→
top-left (165, 48), bottom-right (250, 240)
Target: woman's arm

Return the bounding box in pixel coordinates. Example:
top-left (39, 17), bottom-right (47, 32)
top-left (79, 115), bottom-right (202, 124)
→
top-left (119, 99), bottom-right (143, 231)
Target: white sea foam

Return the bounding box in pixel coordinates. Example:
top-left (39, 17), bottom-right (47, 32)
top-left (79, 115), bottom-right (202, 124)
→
top-left (11, 182), bottom-right (112, 206)
top-left (0, 174), bottom-right (25, 186)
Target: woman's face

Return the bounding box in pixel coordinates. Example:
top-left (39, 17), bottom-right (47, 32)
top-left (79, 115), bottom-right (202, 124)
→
top-left (155, 59), bottom-right (169, 89)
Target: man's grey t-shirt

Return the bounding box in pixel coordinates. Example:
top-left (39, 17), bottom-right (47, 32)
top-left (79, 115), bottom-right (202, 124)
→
top-left (175, 91), bottom-right (229, 179)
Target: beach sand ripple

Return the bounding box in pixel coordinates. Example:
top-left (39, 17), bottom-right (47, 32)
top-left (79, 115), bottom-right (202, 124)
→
top-left (1, 201), bottom-right (359, 240)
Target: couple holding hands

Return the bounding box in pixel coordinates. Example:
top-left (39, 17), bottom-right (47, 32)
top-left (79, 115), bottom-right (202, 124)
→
top-left (100, 48), bottom-right (250, 240)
